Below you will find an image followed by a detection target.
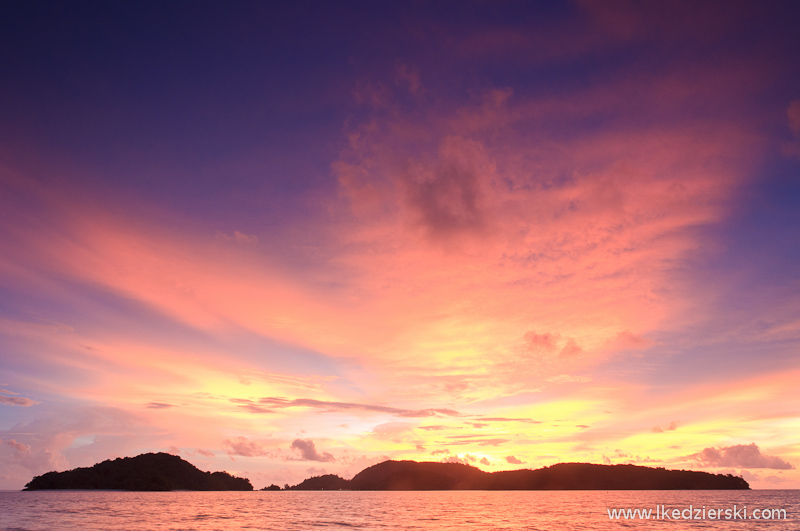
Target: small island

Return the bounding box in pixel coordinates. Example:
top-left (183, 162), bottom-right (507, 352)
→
top-left (287, 460), bottom-right (749, 490)
top-left (23, 452), bottom-right (253, 491)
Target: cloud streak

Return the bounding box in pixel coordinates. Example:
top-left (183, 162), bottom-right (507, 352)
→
top-left (255, 397), bottom-right (459, 418)
top-left (0, 395), bottom-right (38, 407)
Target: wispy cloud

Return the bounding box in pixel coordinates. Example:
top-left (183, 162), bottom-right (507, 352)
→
top-left (445, 435), bottom-right (509, 447)
top-left (0, 395), bottom-right (39, 407)
top-left (474, 417), bottom-right (540, 424)
top-left (256, 397), bottom-right (459, 418)
top-left (223, 436), bottom-right (269, 458)
top-left (145, 402), bottom-right (175, 409)
top-left (1, 438), bottom-right (31, 453)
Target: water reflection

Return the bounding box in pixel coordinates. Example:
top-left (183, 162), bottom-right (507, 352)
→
top-left (1, 490), bottom-right (798, 530)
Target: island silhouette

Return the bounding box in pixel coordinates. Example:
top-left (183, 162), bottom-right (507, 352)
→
top-left (23, 454), bottom-right (749, 491)
top-left (23, 452), bottom-right (252, 491)
top-left (287, 460), bottom-right (750, 490)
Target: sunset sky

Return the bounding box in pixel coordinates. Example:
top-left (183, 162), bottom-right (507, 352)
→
top-left (1, 1), bottom-right (800, 490)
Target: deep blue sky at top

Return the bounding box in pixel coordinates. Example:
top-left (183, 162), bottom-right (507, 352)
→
top-left (5, 1), bottom-right (795, 219)
top-left (1, 0), bottom-right (799, 323)
top-left (3, 3), bottom-right (573, 184)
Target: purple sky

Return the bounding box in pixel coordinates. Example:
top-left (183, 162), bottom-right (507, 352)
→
top-left (1, 1), bottom-right (800, 490)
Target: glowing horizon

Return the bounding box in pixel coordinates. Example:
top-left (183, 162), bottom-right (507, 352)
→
top-left (1, 1), bottom-right (799, 489)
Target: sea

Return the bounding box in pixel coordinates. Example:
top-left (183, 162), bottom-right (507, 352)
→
top-left (1, 490), bottom-right (798, 530)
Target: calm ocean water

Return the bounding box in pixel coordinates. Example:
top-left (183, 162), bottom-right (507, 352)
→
top-left (1, 490), bottom-right (798, 530)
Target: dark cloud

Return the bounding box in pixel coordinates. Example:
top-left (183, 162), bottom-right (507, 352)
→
top-left (784, 99), bottom-right (800, 157)
top-left (506, 455), bottom-right (524, 464)
top-left (145, 402), bottom-right (174, 409)
top-left (258, 397), bottom-right (459, 418)
top-left (196, 449), bottom-right (215, 457)
top-left (402, 152), bottom-right (487, 240)
top-left (688, 443), bottom-right (794, 470)
top-left (223, 436), bottom-right (268, 458)
top-left (290, 439), bottom-right (335, 462)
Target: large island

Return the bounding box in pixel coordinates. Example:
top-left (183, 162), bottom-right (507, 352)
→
top-left (24, 452), bottom-right (253, 491)
top-left (288, 460), bottom-right (749, 490)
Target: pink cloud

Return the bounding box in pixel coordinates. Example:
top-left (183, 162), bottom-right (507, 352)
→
top-left (324, 53), bottom-right (766, 402)
top-left (652, 421), bottom-right (679, 433)
top-left (524, 332), bottom-right (559, 353)
top-left (788, 100), bottom-right (800, 133)
top-left (783, 99), bottom-right (800, 158)
top-left (0, 404), bottom-right (170, 487)
top-left (223, 437), bottom-right (268, 458)
top-left (439, 453), bottom-right (479, 465)
top-left (0, 395), bottom-right (38, 406)
top-left (0, 435), bottom-right (68, 478)
top-left (688, 443), bottom-right (794, 470)
top-left (0, 88), bottom-right (760, 407)
top-left (2, 438), bottom-right (31, 453)
top-left (290, 439), bottom-right (335, 463)
top-left (215, 230), bottom-right (259, 245)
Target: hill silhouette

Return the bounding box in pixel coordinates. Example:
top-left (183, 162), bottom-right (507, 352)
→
top-left (23, 452), bottom-right (253, 491)
top-left (24, 455), bottom-right (749, 491)
top-left (289, 460), bottom-right (749, 490)
top-left (288, 473), bottom-right (351, 490)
